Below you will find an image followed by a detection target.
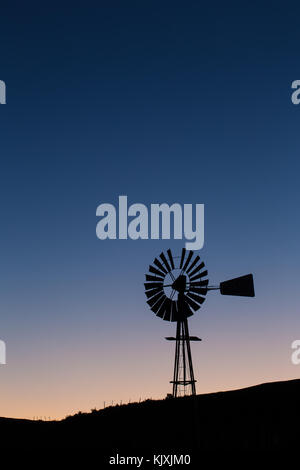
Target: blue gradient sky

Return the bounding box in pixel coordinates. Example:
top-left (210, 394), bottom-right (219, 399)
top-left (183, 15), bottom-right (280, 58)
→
top-left (0, 1), bottom-right (300, 418)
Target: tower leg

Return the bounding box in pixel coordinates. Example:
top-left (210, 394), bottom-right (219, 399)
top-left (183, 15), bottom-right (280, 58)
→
top-left (172, 320), bottom-right (181, 397)
top-left (183, 318), bottom-right (196, 395)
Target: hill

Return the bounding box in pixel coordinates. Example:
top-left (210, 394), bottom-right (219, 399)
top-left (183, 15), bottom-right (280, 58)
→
top-left (0, 378), bottom-right (299, 452)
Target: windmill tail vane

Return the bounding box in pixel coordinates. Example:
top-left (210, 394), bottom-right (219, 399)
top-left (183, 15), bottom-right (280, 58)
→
top-left (144, 248), bottom-right (255, 398)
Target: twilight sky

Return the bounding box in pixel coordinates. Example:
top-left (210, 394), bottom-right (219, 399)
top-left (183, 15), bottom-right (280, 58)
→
top-left (0, 1), bottom-right (300, 419)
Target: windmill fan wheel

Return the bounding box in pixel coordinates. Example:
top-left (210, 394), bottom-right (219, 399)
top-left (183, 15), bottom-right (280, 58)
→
top-left (144, 248), bottom-right (208, 322)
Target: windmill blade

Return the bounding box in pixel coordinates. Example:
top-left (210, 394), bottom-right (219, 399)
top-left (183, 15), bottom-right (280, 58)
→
top-left (179, 248), bottom-right (186, 269)
top-left (188, 287), bottom-right (207, 296)
top-left (161, 298), bottom-right (172, 321)
top-left (149, 265), bottom-right (165, 277)
top-left (167, 249), bottom-right (175, 270)
top-left (159, 252), bottom-right (172, 273)
top-left (144, 282), bottom-right (163, 291)
top-left (184, 296), bottom-right (200, 312)
top-left (151, 295), bottom-right (166, 314)
top-left (153, 257), bottom-right (168, 274)
top-left (189, 280), bottom-right (209, 287)
top-left (145, 274), bottom-right (164, 282)
top-left (190, 270), bottom-right (208, 282)
top-left (147, 291), bottom-right (164, 307)
top-left (188, 262), bottom-right (205, 278)
top-left (177, 292), bottom-right (195, 317)
top-left (220, 274), bottom-right (255, 297)
top-left (156, 297), bottom-right (170, 318)
top-left (186, 292), bottom-right (206, 305)
top-left (186, 255), bottom-right (200, 274)
top-left (145, 286), bottom-right (164, 299)
top-left (181, 297), bottom-right (198, 314)
top-left (182, 251), bottom-right (194, 272)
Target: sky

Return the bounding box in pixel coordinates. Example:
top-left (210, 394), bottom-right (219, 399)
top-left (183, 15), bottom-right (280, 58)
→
top-left (0, 1), bottom-right (300, 419)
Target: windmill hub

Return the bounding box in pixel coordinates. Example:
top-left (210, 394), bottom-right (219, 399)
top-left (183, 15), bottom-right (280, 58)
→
top-left (172, 275), bottom-right (187, 293)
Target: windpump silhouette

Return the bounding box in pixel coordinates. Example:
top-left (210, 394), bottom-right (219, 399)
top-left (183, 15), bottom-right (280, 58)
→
top-left (144, 248), bottom-right (255, 397)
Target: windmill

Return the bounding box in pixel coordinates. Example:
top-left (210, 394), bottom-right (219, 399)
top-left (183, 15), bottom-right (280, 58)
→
top-left (144, 248), bottom-right (255, 397)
